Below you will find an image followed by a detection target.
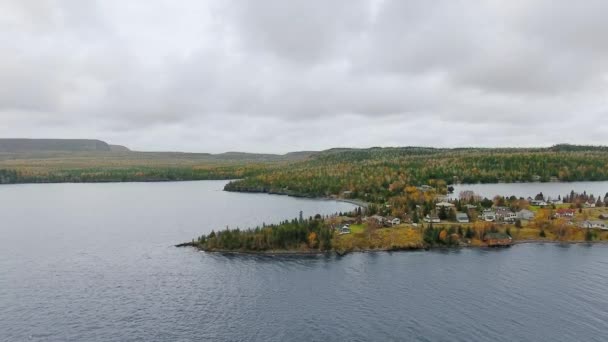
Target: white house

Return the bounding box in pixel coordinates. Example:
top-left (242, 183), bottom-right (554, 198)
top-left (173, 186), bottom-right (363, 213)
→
top-left (481, 209), bottom-right (496, 222)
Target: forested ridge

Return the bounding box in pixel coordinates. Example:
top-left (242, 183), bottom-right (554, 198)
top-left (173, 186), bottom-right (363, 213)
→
top-left (225, 145), bottom-right (608, 202)
top-left (2, 145), bottom-right (608, 191)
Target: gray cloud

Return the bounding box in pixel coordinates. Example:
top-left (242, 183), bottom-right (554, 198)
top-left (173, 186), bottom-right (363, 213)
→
top-left (1, 0), bottom-right (607, 152)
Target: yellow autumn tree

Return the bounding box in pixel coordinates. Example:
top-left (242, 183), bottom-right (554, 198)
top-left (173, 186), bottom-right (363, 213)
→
top-left (307, 232), bottom-right (318, 248)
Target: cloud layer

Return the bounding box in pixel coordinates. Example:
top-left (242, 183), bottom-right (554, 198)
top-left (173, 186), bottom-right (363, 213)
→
top-left (1, 0), bottom-right (607, 152)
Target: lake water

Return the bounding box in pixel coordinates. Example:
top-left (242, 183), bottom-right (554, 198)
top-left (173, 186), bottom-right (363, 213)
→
top-left (451, 181), bottom-right (608, 200)
top-left (2, 181), bottom-right (608, 341)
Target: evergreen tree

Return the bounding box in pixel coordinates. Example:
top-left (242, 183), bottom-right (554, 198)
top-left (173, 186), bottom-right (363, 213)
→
top-left (412, 210), bottom-right (419, 223)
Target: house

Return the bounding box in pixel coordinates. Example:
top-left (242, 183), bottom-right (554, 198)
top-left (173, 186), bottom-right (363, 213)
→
top-left (384, 216), bottom-right (401, 227)
top-left (581, 221), bottom-right (608, 230)
top-left (484, 233), bottom-right (513, 247)
top-left (339, 226), bottom-right (351, 234)
top-left (517, 209), bottom-right (535, 220)
top-left (495, 207), bottom-right (516, 222)
top-left (531, 200), bottom-right (548, 207)
top-left (456, 212), bottom-right (469, 223)
top-left (368, 215), bottom-right (385, 225)
top-left (424, 214), bottom-right (441, 223)
top-left (436, 201), bottom-right (455, 209)
top-left (503, 212), bottom-right (517, 222)
top-left (481, 209), bottom-right (496, 222)
top-left (584, 200), bottom-right (596, 208)
top-left (555, 208), bottom-right (575, 218)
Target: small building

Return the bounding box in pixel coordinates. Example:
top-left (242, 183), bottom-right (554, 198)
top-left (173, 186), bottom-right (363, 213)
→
top-left (339, 226), bottom-right (351, 234)
top-left (517, 209), bottom-right (535, 220)
top-left (495, 208), bottom-right (516, 222)
top-left (424, 214), bottom-right (441, 223)
top-left (456, 212), bottom-right (469, 223)
top-left (584, 200), bottom-right (596, 208)
top-left (531, 200), bottom-right (548, 207)
top-left (581, 221), bottom-right (608, 230)
top-left (555, 208), bottom-right (575, 218)
top-left (368, 215), bottom-right (385, 225)
top-left (549, 198), bottom-right (563, 205)
top-left (436, 202), bottom-right (455, 210)
top-left (481, 209), bottom-right (496, 222)
top-left (484, 233), bottom-right (513, 247)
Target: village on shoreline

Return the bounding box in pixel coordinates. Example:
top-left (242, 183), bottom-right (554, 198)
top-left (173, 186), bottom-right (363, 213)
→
top-left (183, 186), bottom-right (608, 255)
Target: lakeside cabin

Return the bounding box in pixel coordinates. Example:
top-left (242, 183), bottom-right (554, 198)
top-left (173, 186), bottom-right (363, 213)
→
top-left (484, 233), bottom-right (513, 247)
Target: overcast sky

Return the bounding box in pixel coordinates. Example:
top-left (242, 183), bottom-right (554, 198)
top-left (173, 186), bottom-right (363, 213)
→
top-left (1, 1), bottom-right (608, 153)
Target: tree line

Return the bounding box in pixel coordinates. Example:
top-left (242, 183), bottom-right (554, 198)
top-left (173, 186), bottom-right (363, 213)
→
top-left (197, 215), bottom-right (334, 252)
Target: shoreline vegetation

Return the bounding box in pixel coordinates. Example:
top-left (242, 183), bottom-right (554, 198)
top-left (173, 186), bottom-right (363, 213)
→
top-left (179, 192), bottom-right (608, 255)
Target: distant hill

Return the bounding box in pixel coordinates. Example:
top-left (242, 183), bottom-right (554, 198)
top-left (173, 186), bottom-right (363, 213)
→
top-left (109, 144), bottom-right (131, 152)
top-left (0, 139), bottom-right (113, 153)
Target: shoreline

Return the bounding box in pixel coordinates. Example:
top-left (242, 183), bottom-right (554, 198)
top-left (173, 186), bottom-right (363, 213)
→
top-left (176, 239), bottom-right (608, 256)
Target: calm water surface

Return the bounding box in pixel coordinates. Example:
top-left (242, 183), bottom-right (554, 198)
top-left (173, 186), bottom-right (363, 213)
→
top-left (1, 181), bottom-right (608, 341)
top-left (452, 181), bottom-right (608, 199)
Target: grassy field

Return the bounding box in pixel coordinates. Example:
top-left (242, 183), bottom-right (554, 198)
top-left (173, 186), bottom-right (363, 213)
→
top-left (334, 226), bottom-right (424, 252)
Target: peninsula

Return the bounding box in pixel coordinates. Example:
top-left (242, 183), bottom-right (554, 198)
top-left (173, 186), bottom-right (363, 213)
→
top-left (180, 189), bottom-right (608, 255)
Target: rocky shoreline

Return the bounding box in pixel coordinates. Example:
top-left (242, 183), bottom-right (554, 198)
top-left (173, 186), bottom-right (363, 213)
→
top-left (176, 239), bottom-right (608, 256)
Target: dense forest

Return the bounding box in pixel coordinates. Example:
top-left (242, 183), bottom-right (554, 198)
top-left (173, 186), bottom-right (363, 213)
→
top-left (2, 145), bottom-right (608, 192)
top-left (194, 215), bottom-right (334, 252)
top-left (225, 146), bottom-right (608, 203)
top-left (0, 165), bottom-right (259, 184)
